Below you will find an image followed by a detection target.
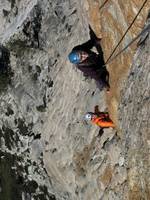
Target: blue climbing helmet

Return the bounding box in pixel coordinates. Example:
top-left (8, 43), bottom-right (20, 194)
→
top-left (68, 51), bottom-right (80, 64)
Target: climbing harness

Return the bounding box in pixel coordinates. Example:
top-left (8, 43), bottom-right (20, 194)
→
top-left (105, 0), bottom-right (148, 65)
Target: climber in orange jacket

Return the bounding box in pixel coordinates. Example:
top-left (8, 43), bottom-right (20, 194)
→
top-left (84, 105), bottom-right (115, 129)
top-left (85, 112), bottom-right (115, 128)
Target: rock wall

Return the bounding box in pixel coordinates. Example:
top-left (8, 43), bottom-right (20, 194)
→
top-left (119, 18), bottom-right (150, 199)
top-left (86, 0), bottom-right (150, 126)
top-left (0, 0), bottom-right (149, 200)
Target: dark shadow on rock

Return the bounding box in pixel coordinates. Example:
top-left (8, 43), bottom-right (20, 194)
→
top-left (22, 5), bottom-right (42, 48)
top-left (98, 128), bottom-right (104, 137)
top-left (0, 45), bottom-right (13, 93)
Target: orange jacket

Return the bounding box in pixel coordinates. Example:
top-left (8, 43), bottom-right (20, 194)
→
top-left (91, 114), bottom-right (115, 128)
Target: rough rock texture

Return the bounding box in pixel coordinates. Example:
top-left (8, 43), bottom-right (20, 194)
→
top-left (118, 19), bottom-right (150, 199)
top-left (86, 0), bottom-right (150, 126)
top-left (0, 0), bottom-right (149, 200)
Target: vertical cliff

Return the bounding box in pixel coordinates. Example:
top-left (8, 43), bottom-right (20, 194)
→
top-left (87, 0), bottom-right (150, 127)
top-left (118, 18), bottom-right (150, 199)
top-left (0, 0), bottom-right (149, 200)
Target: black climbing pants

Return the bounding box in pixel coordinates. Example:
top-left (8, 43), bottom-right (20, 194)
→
top-left (95, 67), bottom-right (110, 91)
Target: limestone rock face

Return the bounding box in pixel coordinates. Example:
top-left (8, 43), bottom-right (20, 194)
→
top-left (0, 0), bottom-right (149, 200)
top-left (119, 20), bottom-right (150, 199)
top-left (86, 0), bottom-right (150, 125)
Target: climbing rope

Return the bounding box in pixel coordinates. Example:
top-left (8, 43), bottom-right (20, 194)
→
top-left (99, 0), bottom-right (110, 10)
top-left (105, 23), bottom-right (150, 65)
top-left (105, 0), bottom-right (148, 65)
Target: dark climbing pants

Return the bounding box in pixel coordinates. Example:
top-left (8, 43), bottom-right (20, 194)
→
top-left (95, 67), bottom-right (110, 91)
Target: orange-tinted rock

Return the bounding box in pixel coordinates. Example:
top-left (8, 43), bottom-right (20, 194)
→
top-left (87, 0), bottom-right (150, 127)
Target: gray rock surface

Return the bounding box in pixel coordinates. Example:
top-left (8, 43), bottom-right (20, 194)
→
top-left (0, 0), bottom-right (149, 200)
top-left (0, 0), bottom-right (105, 199)
top-left (118, 18), bottom-right (150, 199)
